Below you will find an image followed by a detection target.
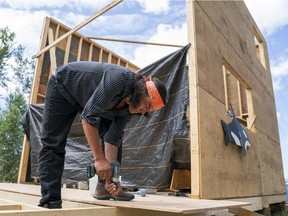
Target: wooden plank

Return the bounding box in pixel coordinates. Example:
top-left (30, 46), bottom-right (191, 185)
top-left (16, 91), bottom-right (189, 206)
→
top-left (32, 0), bottom-right (123, 59)
top-left (0, 183), bottom-right (249, 215)
top-left (186, 0), bottom-right (200, 199)
top-left (0, 207), bottom-right (116, 216)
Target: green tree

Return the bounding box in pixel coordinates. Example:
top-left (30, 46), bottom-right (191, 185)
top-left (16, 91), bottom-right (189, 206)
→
top-left (0, 91), bottom-right (27, 182)
top-left (0, 27), bottom-right (34, 182)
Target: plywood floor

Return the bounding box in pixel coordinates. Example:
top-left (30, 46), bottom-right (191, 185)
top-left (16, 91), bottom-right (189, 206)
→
top-left (0, 183), bottom-right (250, 214)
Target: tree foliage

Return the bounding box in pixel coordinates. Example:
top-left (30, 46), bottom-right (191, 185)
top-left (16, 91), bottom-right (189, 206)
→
top-left (0, 27), bottom-right (34, 182)
top-left (0, 91), bottom-right (27, 182)
top-left (0, 27), bottom-right (34, 93)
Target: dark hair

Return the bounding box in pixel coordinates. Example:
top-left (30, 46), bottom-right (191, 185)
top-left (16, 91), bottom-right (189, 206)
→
top-left (130, 75), bottom-right (148, 108)
top-left (153, 78), bottom-right (167, 105)
top-left (130, 75), bottom-right (167, 108)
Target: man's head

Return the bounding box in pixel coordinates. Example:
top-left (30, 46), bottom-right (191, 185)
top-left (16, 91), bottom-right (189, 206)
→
top-left (128, 75), bottom-right (167, 115)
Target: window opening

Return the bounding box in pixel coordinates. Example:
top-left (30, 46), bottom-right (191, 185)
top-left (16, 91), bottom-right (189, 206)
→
top-left (222, 62), bottom-right (256, 132)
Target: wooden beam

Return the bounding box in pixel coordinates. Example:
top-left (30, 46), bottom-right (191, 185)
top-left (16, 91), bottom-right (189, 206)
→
top-left (89, 37), bottom-right (184, 48)
top-left (32, 0), bottom-right (123, 59)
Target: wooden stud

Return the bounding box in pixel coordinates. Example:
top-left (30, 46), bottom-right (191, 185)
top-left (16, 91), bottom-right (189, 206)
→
top-left (55, 24), bottom-right (60, 39)
top-left (108, 53), bottom-right (112, 63)
top-left (246, 88), bottom-right (255, 131)
top-left (48, 28), bottom-right (57, 76)
top-left (17, 136), bottom-right (30, 183)
top-left (64, 35), bottom-right (72, 64)
top-left (77, 37), bottom-right (83, 61)
top-left (88, 43), bottom-right (93, 61)
top-left (237, 81), bottom-right (243, 117)
top-left (32, 0), bottom-right (123, 59)
top-left (223, 65), bottom-right (229, 110)
top-left (99, 48), bottom-right (103, 62)
top-left (117, 57), bottom-right (121, 65)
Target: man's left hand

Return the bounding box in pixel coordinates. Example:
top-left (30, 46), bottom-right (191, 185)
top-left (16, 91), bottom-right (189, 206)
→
top-left (105, 180), bottom-right (121, 196)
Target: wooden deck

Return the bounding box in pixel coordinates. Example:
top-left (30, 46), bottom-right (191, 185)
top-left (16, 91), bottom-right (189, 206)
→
top-left (0, 183), bottom-right (250, 215)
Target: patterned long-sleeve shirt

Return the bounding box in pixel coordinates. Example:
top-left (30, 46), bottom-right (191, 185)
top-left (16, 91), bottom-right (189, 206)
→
top-left (54, 61), bottom-right (136, 146)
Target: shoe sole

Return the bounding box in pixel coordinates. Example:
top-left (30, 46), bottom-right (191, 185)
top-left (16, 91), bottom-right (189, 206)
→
top-left (93, 194), bottom-right (135, 201)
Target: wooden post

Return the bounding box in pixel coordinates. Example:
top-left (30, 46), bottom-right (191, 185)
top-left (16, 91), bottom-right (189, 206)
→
top-left (32, 0), bottom-right (123, 59)
top-left (186, 0), bottom-right (200, 199)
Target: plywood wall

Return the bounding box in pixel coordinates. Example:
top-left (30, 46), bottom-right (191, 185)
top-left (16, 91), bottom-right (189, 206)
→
top-left (187, 0), bottom-right (285, 199)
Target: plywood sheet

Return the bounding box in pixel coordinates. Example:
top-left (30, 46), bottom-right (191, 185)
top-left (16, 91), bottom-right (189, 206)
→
top-left (0, 183), bottom-right (249, 214)
top-left (191, 0), bottom-right (284, 200)
top-left (198, 87), bottom-right (262, 199)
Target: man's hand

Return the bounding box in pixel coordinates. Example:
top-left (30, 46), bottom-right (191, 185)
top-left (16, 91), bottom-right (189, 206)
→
top-left (95, 158), bottom-right (112, 180)
top-left (105, 180), bottom-right (121, 196)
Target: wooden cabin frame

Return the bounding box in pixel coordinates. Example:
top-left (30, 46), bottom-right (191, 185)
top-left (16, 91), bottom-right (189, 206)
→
top-left (16, 0), bottom-right (285, 213)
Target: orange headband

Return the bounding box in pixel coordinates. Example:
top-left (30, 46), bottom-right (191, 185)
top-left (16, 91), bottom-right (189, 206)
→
top-left (145, 80), bottom-right (165, 111)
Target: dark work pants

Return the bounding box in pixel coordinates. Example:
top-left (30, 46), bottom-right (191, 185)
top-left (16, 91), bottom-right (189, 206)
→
top-left (38, 76), bottom-right (122, 205)
top-left (38, 76), bottom-right (81, 205)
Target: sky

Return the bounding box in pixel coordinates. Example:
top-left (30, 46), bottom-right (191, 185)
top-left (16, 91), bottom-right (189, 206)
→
top-left (0, 0), bottom-right (287, 180)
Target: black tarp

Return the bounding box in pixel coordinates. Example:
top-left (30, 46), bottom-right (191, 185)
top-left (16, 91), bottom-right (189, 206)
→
top-left (21, 44), bottom-right (190, 188)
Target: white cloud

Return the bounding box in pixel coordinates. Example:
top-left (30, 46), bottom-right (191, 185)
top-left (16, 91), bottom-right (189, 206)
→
top-left (244, 0), bottom-right (288, 35)
top-left (271, 57), bottom-right (288, 77)
top-left (0, 8), bottom-right (49, 57)
top-left (0, 0), bottom-right (112, 11)
top-left (132, 23), bottom-right (187, 68)
top-left (136, 0), bottom-right (170, 15)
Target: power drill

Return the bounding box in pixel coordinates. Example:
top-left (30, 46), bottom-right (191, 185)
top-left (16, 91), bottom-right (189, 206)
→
top-left (87, 161), bottom-right (120, 183)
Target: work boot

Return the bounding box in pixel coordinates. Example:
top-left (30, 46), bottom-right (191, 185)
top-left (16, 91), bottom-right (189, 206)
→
top-left (38, 200), bottom-right (62, 209)
top-left (93, 184), bottom-right (135, 201)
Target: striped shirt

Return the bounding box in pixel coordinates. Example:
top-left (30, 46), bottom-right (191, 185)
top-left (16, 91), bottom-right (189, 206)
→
top-left (54, 61), bottom-right (136, 146)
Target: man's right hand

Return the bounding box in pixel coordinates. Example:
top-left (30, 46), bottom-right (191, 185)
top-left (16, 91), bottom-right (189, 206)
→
top-left (95, 158), bottom-right (112, 180)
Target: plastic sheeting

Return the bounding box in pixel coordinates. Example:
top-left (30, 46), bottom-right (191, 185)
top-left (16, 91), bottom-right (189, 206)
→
top-left (121, 45), bottom-right (190, 189)
top-left (21, 44), bottom-right (190, 188)
top-left (21, 104), bottom-right (94, 183)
